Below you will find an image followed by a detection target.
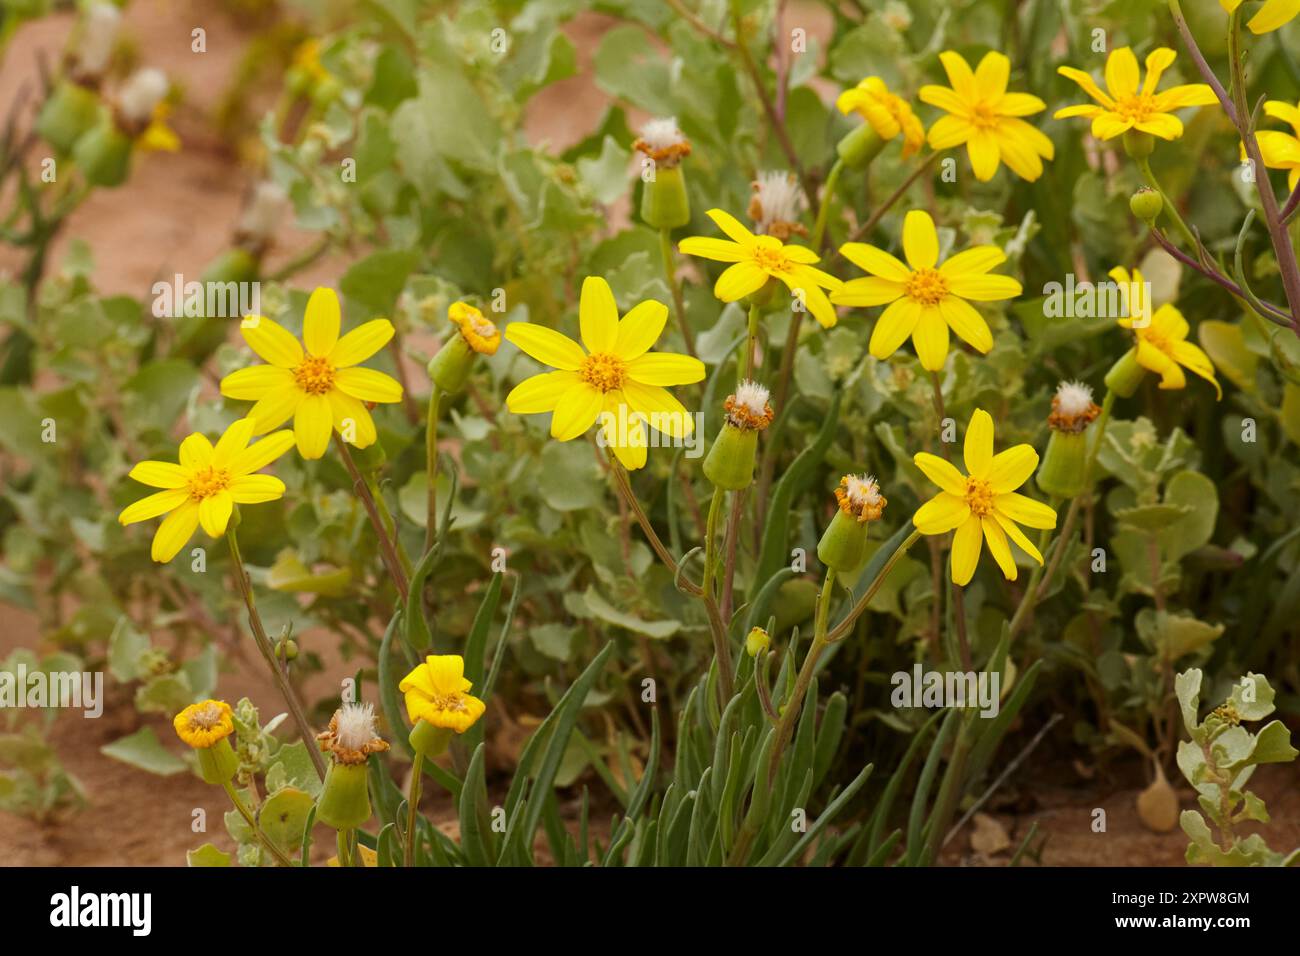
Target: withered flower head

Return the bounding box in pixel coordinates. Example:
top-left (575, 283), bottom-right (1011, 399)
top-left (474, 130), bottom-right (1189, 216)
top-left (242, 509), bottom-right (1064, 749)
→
top-left (835, 474), bottom-right (887, 523)
top-left (724, 380), bottom-right (775, 431)
top-left (1047, 380), bottom-right (1101, 433)
top-left (317, 702), bottom-right (390, 765)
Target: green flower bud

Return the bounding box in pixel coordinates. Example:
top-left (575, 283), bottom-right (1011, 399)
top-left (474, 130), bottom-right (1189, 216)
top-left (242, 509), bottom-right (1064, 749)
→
top-left (835, 123), bottom-right (885, 169)
top-left (36, 82), bottom-right (102, 154)
top-left (640, 163), bottom-right (691, 230)
top-left (196, 736), bottom-right (239, 785)
top-left (315, 760), bottom-right (371, 831)
top-left (1129, 187), bottom-right (1163, 225)
top-left (409, 717), bottom-right (453, 759)
top-left (1104, 348), bottom-right (1146, 398)
top-left (1038, 381), bottom-right (1101, 499)
top-left (703, 381), bottom-right (773, 490)
top-left (744, 626), bottom-right (770, 658)
top-left (72, 119), bottom-right (133, 187)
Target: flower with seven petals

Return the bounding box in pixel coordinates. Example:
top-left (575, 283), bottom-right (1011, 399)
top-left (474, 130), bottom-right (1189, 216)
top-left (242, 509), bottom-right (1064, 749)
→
top-left (118, 417), bottom-right (295, 562)
top-left (912, 409), bottom-right (1058, 586)
top-left (678, 209), bottom-right (843, 328)
top-left (1055, 47), bottom-right (1216, 141)
top-left (504, 276), bottom-right (705, 471)
top-left (219, 287), bottom-right (404, 460)
top-left (919, 50), bottom-right (1054, 182)
top-left (832, 210), bottom-right (1021, 371)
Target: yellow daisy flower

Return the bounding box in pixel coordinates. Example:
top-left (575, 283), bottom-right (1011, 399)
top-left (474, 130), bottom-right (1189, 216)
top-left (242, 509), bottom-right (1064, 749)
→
top-left (173, 699), bottom-right (235, 749)
top-left (912, 409), bottom-right (1057, 586)
top-left (399, 655), bottom-right (486, 734)
top-left (219, 287), bottom-right (404, 460)
top-left (118, 417), bottom-right (295, 563)
top-left (1055, 47), bottom-right (1217, 141)
top-left (832, 210), bottom-right (1020, 371)
top-left (836, 77), bottom-right (927, 158)
top-left (919, 50), bottom-right (1054, 182)
top-left (1250, 99), bottom-right (1300, 192)
top-left (678, 209), bottom-right (843, 328)
top-left (503, 275), bottom-right (705, 471)
top-left (1221, 0), bottom-right (1300, 34)
top-left (448, 301), bottom-right (501, 354)
top-left (1110, 266), bottom-right (1222, 399)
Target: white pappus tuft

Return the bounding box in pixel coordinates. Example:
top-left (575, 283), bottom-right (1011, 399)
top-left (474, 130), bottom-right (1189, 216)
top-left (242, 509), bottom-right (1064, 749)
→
top-left (333, 701), bottom-right (380, 751)
top-left (750, 171), bottom-right (807, 235)
top-left (118, 68), bottom-right (169, 124)
top-left (843, 474), bottom-right (882, 508)
top-left (1055, 380), bottom-right (1095, 417)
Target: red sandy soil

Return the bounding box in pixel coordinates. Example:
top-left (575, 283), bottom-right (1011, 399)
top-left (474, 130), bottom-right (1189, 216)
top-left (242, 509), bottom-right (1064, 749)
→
top-left (1, 0), bottom-right (1297, 867)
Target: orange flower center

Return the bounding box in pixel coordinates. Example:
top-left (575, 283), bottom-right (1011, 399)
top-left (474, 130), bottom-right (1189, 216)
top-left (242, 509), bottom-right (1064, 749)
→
top-left (964, 475), bottom-right (996, 517)
top-left (905, 268), bottom-right (948, 307)
top-left (969, 101), bottom-right (1001, 128)
top-left (187, 466), bottom-right (231, 501)
top-left (1138, 325), bottom-right (1171, 353)
top-left (293, 355), bottom-right (336, 395)
top-left (580, 352), bottom-right (627, 392)
top-left (423, 691), bottom-right (469, 713)
top-left (1115, 94), bottom-right (1157, 123)
top-left (751, 245), bottom-right (791, 274)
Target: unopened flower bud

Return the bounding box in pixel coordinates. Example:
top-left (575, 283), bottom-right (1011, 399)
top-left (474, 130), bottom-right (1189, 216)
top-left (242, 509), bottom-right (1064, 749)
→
top-left (745, 626), bottom-right (770, 657)
top-left (1037, 381), bottom-right (1101, 499)
top-left (1130, 187), bottom-right (1163, 225)
top-left (635, 117), bottom-right (691, 230)
top-left (817, 475), bottom-right (886, 572)
top-left (703, 380), bottom-right (773, 490)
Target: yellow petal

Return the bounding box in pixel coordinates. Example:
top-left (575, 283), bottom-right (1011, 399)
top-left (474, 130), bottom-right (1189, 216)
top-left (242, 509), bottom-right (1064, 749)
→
top-left (926, 114), bottom-right (973, 149)
top-left (999, 93), bottom-right (1047, 117)
top-left (902, 210), bottom-right (939, 270)
top-left (796, 281), bottom-right (839, 329)
top-left (333, 367), bottom-right (404, 403)
top-left (994, 511), bottom-right (1044, 565)
top-left (579, 276), bottom-right (619, 354)
top-left (220, 365), bottom-right (294, 400)
top-left (247, 388), bottom-right (301, 435)
top-left (151, 501), bottom-right (199, 562)
top-left (963, 409), bottom-right (995, 478)
top-left (832, 276), bottom-right (905, 308)
top-left (678, 237), bottom-right (747, 262)
top-left (938, 50), bottom-right (977, 100)
top-left (967, 130), bottom-right (1001, 181)
top-left (505, 323), bottom-right (587, 371)
top-left (914, 452), bottom-right (967, 496)
top-left (614, 300), bottom-right (669, 360)
top-left (1106, 47), bottom-right (1140, 99)
top-left (950, 514), bottom-right (984, 586)
top-left (987, 444), bottom-right (1038, 493)
top-left (944, 273), bottom-right (1021, 301)
top-left (119, 488), bottom-right (189, 525)
top-left (911, 308), bottom-right (950, 371)
top-left (940, 247), bottom-right (1006, 277)
top-left (128, 461), bottom-right (188, 489)
top-left (994, 492), bottom-right (1057, 529)
top-left (1135, 113), bottom-right (1183, 140)
top-left (1171, 341), bottom-right (1222, 399)
top-left (329, 391), bottom-right (378, 448)
top-left (1137, 338), bottom-right (1186, 389)
top-left (550, 383), bottom-right (603, 440)
top-left (198, 491), bottom-right (234, 537)
top-left (603, 391), bottom-right (649, 471)
top-left (715, 261), bottom-right (770, 301)
top-left (330, 318), bottom-right (395, 368)
top-left (1057, 66), bottom-right (1115, 108)
top-left (226, 430), bottom-right (295, 476)
top-left (1091, 112), bottom-right (1133, 140)
top-left (939, 296), bottom-right (993, 353)
top-left (294, 393), bottom-right (334, 459)
top-left (974, 51), bottom-right (1010, 101)
top-left (981, 516), bottom-right (1017, 580)
top-left (622, 379), bottom-right (692, 437)
top-left (919, 84), bottom-right (968, 116)
top-left (625, 352), bottom-right (706, 386)
top-left (228, 474), bottom-right (285, 504)
top-left (303, 287), bottom-right (341, 357)
top-left (506, 371), bottom-right (580, 414)
top-left (914, 491), bottom-right (972, 535)
top-left (704, 208), bottom-right (757, 245)
top-left (241, 316), bottom-right (303, 369)
top-left (179, 433), bottom-right (214, 469)
top-left (212, 417), bottom-right (257, 469)
top-left (839, 242), bottom-right (911, 282)
top-left (1142, 47), bottom-right (1177, 95)
top-left (869, 297), bottom-right (922, 358)
top-left (1250, 0), bottom-right (1300, 32)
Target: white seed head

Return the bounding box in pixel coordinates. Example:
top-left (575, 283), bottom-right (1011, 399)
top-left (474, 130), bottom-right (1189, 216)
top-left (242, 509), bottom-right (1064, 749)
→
top-left (750, 171), bottom-right (807, 234)
top-left (77, 3), bottom-right (122, 76)
top-left (334, 701), bottom-right (380, 751)
top-left (119, 68), bottom-right (169, 124)
top-left (639, 117), bottom-right (686, 152)
top-left (1055, 380), bottom-right (1094, 417)
top-left (843, 474), bottom-right (882, 508)
top-left (239, 182), bottom-right (289, 241)
top-left (733, 379), bottom-right (770, 417)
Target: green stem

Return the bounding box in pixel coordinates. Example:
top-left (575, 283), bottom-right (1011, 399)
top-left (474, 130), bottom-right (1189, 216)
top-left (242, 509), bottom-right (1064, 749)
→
top-left (810, 158), bottom-right (844, 252)
top-left (702, 486), bottom-right (725, 600)
top-left (741, 302), bottom-right (761, 383)
top-left (660, 226), bottom-right (697, 357)
top-left (223, 779), bottom-right (294, 867)
top-left (827, 529), bottom-right (923, 642)
top-left (1134, 154), bottom-right (1200, 255)
top-left (227, 526), bottom-right (327, 781)
top-left (424, 384), bottom-right (442, 556)
top-left (404, 751), bottom-right (424, 867)
top-left (336, 436), bottom-right (410, 603)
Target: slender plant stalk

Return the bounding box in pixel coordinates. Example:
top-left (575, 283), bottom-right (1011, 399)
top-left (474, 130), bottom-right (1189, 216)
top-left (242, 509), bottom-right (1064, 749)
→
top-left (227, 525), bottom-right (327, 781)
top-left (223, 779), bottom-right (293, 867)
top-left (424, 384), bottom-right (442, 555)
top-left (702, 486), bottom-right (724, 599)
top-left (336, 436), bottom-right (410, 603)
top-left (826, 529), bottom-right (923, 642)
top-left (404, 751), bottom-right (424, 867)
top-left (741, 302), bottom-right (762, 382)
top-left (1134, 154), bottom-right (1200, 254)
top-left (660, 227), bottom-right (697, 357)
top-left (810, 157), bottom-right (844, 252)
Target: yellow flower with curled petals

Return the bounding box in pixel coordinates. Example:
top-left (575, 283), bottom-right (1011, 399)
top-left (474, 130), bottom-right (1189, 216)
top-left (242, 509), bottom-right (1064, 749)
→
top-left (912, 409), bottom-right (1057, 586)
top-left (1110, 266), bottom-right (1221, 399)
top-left (504, 276), bottom-right (705, 471)
top-left (832, 210), bottom-right (1020, 371)
top-left (1250, 99), bottom-right (1300, 192)
top-left (219, 287), bottom-right (404, 460)
top-left (1220, 0), bottom-right (1300, 34)
top-left (118, 417), bottom-right (294, 562)
top-left (836, 77), bottom-right (926, 158)
top-left (678, 209), bottom-right (843, 328)
top-left (448, 301), bottom-right (501, 354)
top-left (399, 655), bottom-right (486, 734)
top-left (1055, 47), bottom-right (1217, 141)
top-left (919, 50), bottom-right (1054, 182)
top-left (173, 699), bottom-right (234, 749)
